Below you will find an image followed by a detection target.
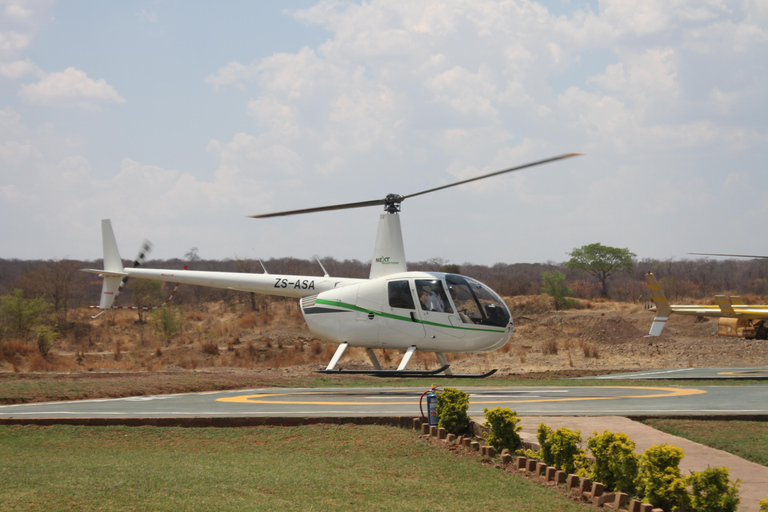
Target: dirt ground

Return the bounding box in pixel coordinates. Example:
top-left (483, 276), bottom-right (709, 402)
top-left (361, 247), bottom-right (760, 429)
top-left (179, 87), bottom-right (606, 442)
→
top-left (3, 296), bottom-right (767, 388)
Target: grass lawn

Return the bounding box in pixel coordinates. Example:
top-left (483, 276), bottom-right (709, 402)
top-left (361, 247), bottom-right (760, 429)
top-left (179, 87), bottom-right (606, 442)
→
top-left (0, 424), bottom-right (591, 512)
top-left (642, 418), bottom-right (768, 468)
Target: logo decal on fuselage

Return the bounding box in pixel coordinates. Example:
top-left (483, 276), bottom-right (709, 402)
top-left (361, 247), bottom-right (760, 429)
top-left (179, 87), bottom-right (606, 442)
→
top-left (375, 256), bottom-right (399, 265)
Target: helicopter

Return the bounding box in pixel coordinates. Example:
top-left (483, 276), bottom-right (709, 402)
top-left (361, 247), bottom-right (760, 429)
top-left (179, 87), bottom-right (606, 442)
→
top-left (84, 153), bottom-right (580, 377)
top-left (646, 253), bottom-right (768, 340)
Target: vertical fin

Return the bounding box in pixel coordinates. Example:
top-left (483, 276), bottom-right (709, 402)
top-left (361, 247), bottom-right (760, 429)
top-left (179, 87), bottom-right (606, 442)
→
top-left (645, 272), bottom-right (671, 336)
top-left (716, 295), bottom-right (735, 315)
top-left (97, 219), bottom-right (125, 312)
top-left (369, 213), bottom-right (407, 279)
top-left (101, 219), bottom-right (123, 273)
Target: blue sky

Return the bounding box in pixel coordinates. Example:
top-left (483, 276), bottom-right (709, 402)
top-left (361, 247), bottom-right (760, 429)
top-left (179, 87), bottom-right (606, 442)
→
top-left (1, 0), bottom-right (767, 267)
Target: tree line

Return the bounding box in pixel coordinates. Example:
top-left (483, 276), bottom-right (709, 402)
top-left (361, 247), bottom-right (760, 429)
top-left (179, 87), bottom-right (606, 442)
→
top-left (2, 248), bottom-right (768, 316)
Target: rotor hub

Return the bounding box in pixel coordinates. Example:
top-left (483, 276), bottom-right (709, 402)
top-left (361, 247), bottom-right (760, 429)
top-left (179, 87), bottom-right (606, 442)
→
top-left (383, 194), bottom-right (403, 213)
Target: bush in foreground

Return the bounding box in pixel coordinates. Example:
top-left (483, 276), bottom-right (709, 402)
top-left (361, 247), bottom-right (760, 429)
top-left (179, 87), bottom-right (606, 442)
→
top-left (437, 387), bottom-right (470, 435)
top-left (483, 407), bottom-right (522, 453)
top-left (538, 424), bottom-right (587, 475)
top-left (637, 444), bottom-right (690, 512)
top-left (687, 467), bottom-right (740, 512)
top-left (587, 430), bottom-right (638, 495)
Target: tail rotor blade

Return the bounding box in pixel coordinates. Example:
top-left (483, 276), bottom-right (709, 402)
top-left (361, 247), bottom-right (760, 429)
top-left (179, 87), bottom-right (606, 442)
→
top-left (118, 239), bottom-right (153, 293)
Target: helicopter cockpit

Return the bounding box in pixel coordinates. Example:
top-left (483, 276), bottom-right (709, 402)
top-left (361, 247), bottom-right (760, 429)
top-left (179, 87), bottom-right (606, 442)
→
top-left (445, 274), bottom-right (511, 327)
top-left (403, 274), bottom-right (510, 328)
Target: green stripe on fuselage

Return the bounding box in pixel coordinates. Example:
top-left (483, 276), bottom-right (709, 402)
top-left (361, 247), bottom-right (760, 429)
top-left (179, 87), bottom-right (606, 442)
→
top-left (314, 298), bottom-right (506, 333)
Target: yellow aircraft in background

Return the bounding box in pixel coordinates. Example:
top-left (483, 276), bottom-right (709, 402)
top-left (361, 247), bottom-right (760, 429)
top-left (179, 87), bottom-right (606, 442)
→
top-left (645, 271), bottom-right (768, 340)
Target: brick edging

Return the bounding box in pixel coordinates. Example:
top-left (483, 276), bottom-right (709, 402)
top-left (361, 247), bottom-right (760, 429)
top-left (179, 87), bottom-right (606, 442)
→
top-left (418, 418), bottom-right (663, 512)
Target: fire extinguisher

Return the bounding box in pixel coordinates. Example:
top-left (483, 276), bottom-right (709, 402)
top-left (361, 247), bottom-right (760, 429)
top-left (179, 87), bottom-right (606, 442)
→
top-left (420, 385), bottom-right (440, 427)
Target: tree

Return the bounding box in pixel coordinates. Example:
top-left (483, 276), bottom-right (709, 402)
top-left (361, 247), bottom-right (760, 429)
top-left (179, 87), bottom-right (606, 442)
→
top-left (541, 270), bottom-right (573, 310)
top-left (565, 243), bottom-right (636, 299)
top-left (0, 289), bottom-right (49, 339)
top-left (185, 247), bottom-right (204, 307)
top-left (439, 264), bottom-right (461, 274)
top-left (128, 280), bottom-right (165, 323)
top-left (152, 305), bottom-right (182, 345)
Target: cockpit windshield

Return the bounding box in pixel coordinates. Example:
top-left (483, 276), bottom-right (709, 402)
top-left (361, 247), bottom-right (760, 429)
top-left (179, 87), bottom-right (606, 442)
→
top-left (445, 274), bottom-right (511, 328)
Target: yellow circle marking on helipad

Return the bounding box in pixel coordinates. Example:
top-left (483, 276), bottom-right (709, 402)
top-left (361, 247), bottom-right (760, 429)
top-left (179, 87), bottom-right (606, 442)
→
top-left (216, 386), bottom-right (706, 406)
top-left (717, 370), bottom-right (768, 376)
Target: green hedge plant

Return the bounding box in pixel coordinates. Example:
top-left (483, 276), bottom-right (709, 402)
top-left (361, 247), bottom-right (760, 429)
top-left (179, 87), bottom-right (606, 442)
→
top-left (537, 424), bottom-right (587, 475)
top-left (637, 444), bottom-right (690, 512)
top-left (587, 430), bottom-right (639, 495)
top-left (436, 387), bottom-right (470, 435)
top-left (483, 407), bottom-right (522, 453)
top-left (687, 467), bottom-right (740, 512)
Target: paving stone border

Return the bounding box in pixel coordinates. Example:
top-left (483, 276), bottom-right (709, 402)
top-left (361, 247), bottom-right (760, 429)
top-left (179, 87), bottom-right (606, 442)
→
top-left (416, 417), bottom-right (665, 512)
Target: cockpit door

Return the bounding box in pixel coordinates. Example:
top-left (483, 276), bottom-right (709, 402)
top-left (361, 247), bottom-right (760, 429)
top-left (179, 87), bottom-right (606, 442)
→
top-left (381, 279), bottom-right (425, 345)
top-left (415, 278), bottom-right (466, 339)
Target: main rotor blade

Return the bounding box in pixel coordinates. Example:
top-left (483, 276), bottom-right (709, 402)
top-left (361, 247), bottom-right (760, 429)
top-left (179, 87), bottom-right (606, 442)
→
top-left (403, 153), bottom-right (582, 201)
top-left (251, 198), bottom-right (386, 218)
top-left (250, 152), bottom-right (581, 218)
top-left (690, 252), bottom-right (768, 259)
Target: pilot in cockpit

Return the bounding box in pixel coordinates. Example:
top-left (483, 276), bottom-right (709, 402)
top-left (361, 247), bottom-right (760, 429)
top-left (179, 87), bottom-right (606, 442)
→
top-left (422, 284), bottom-right (444, 312)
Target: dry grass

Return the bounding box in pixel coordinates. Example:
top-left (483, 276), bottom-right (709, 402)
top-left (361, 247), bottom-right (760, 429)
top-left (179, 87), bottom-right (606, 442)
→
top-left (540, 339), bottom-right (559, 355)
top-left (580, 340), bottom-right (599, 358)
top-left (4, 293), bottom-right (765, 376)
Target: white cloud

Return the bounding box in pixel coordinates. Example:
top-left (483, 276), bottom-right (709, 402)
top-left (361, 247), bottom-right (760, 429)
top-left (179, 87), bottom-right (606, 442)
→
top-left (589, 47), bottom-right (680, 115)
top-left (18, 67), bottom-right (126, 111)
top-left (0, 57), bottom-right (37, 78)
top-left (685, 19), bottom-right (768, 53)
top-left (0, 30), bottom-right (32, 57)
top-left (710, 87), bottom-right (739, 113)
top-left (426, 64), bottom-right (498, 120)
top-left (3, 1), bottom-right (34, 21)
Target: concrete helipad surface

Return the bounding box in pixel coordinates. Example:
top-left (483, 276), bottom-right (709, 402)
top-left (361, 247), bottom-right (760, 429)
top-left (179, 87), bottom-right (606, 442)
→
top-left (5, 384), bottom-right (768, 419)
top-left (578, 366), bottom-right (768, 380)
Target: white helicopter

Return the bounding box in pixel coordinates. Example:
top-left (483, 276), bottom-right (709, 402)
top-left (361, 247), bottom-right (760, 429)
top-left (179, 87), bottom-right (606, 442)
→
top-left (85, 153), bottom-right (580, 377)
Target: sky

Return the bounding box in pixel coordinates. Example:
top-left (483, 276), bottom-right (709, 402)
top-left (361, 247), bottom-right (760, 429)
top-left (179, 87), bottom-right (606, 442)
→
top-left (1, 0), bottom-right (767, 267)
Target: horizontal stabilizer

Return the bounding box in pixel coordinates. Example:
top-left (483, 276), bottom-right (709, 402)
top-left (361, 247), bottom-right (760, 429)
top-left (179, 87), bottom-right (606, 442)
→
top-left (81, 268), bottom-right (128, 277)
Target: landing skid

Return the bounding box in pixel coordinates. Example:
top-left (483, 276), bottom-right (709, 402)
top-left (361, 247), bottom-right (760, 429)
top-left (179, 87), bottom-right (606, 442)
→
top-left (315, 365), bottom-right (498, 379)
top-left (316, 364), bottom-right (450, 377)
top-left (319, 343), bottom-right (497, 378)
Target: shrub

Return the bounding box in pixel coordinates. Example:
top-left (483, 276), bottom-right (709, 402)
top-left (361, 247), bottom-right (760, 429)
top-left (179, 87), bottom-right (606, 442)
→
top-left (537, 424), bottom-right (553, 464)
top-left (436, 387), bottom-right (470, 435)
top-left (0, 289), bottom-right (49, 339)
top-left (587, 430), bottom-right (639, 495)
top-left (483, 407), bottom-right (522, 452)
top-left (152, 306), bottom-right (182, 344)
top-left (687, 467), bottom-right (740, 512)
top-left (33, 324), bottom-right (58, 357)
top-left (541, 270), bottom-right (574, 311)
top-left (538, 424), bottom-right (587, 475)
top-left (760, 493), bottom-right (768, 512)
top-left (637, 444), bottom-right (690, 512)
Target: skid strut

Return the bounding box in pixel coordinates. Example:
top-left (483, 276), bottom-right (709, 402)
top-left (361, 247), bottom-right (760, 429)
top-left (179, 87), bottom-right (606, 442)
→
top-left (317, 344), bottom-right (497, 378)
